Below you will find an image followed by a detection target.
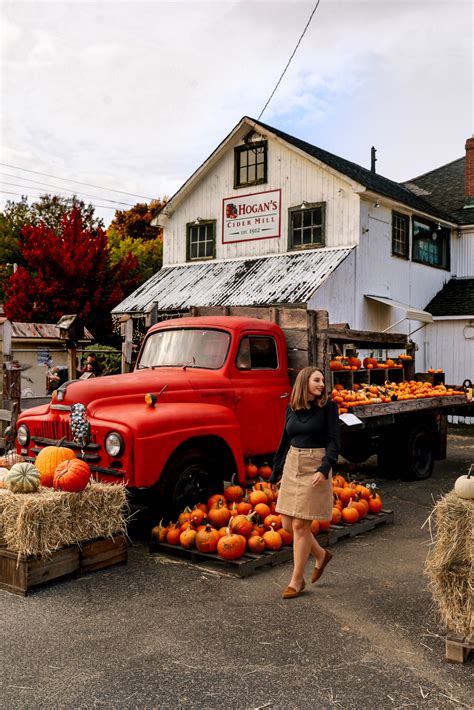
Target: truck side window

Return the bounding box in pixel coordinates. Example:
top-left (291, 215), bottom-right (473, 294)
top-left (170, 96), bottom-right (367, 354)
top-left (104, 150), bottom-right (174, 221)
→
top-left (236, 336), bottom-right (278, 370)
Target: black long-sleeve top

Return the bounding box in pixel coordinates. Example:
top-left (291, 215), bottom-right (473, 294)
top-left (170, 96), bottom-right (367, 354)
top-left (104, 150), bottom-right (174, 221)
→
top-left (270, 400), bottom-right (340, 483)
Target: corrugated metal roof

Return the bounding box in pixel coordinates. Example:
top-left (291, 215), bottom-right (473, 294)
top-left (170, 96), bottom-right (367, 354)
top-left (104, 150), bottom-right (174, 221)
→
top-left (11, 322), bottom-right (94, 340)
top-left (112, 246), bottom-right (354, 314)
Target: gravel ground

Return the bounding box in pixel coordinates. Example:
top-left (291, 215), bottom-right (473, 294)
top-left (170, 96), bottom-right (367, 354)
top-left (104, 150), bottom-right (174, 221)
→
top-left (1, 426), bottom-right (473, 709)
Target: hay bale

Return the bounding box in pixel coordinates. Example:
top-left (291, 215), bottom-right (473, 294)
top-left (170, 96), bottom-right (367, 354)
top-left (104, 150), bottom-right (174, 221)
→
top-left (424, 490), bottom-right (473, 635)
top-left (0, 482), bottom-right (129, 559)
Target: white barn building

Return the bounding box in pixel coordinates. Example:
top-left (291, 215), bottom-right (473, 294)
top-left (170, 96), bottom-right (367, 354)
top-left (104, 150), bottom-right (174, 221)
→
top-left (113, 117), bottom-right (473, 403)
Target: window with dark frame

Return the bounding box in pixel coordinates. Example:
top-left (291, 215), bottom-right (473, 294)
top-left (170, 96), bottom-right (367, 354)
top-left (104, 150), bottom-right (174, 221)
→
top-left (186, 221), bottom-right (215, 261)
top-left (235, 336), bottom-right (278, 370)
top-left (392, 211), bottom-right (409, 258)
top-left (412, 217), bottom-right (450, 270)
top-left (289, 202), bottom-right (325, 249)
top-left (234, 141), bottom-right (267, 188)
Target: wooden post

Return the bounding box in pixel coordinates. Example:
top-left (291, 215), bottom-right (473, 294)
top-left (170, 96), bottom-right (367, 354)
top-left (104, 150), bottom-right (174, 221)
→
top-left (121, 317), bottom-right (134, 374)
top-left (270, 306), bottom-right (280, 325)
top-left (315, 310), bottom-right (330, 384)
top-left (67, 343), bottom-right (77, 381)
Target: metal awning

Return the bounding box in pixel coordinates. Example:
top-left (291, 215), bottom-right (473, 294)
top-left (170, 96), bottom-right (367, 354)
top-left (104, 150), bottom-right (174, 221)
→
top-left (113, 247), bottom-right (354, 315)
top-left (365, 294), bottom-right (433, 334)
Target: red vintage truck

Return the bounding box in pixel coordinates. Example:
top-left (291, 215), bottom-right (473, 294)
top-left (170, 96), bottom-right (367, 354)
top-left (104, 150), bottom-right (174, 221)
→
top-left (14, 308), bottom-right (470, 516)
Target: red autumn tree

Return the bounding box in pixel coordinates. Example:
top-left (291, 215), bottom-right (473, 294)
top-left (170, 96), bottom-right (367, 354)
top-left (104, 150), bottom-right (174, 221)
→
top-left (3, 207), bottom-right (139, 341)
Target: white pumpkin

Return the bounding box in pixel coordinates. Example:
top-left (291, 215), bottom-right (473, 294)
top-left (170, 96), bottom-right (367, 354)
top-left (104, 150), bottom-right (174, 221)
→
top-left (0, 467), bottom-right (10, 488)
top-left (0, 451), bottom-right (25, 469)
top-left (454, 466), bottom-right (474, 500)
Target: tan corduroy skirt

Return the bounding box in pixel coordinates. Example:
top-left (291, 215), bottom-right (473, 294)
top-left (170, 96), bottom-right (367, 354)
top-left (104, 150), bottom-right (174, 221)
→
top-left (276, 447), bottom-right (333, 521)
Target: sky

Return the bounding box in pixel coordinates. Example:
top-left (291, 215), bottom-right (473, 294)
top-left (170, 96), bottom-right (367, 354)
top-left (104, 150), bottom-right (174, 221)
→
top-left (1, 0), bottom-right (473, 227)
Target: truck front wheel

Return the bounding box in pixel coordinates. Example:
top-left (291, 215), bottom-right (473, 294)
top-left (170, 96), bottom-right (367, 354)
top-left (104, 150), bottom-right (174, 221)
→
top-left (159, 448), bottom-right (221, 519)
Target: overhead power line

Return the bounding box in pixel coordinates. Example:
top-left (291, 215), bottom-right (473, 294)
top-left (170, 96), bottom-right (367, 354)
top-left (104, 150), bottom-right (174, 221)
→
top-left (0, 162), bottom-right (156, 201)
top-left (258, 0), bottom-right (322, 120)
top-left (0, 177), bottom-right (134, 207)
top-left (0, 189), bottom-right (121, 211)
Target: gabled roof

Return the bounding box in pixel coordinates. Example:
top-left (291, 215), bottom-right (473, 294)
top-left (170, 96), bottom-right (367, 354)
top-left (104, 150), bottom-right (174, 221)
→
top-left (159, 116), bottom-right (456, 224)
top-left (112, 246), bottom-right (354, 315)
top-left (425, 278), bottom-right (474, 317)
top-left (404, 158), bottom-right (474, 226)
top-left (253, 118), bottom-right (455, 223)
top-left (11, 322), bottom-right (94, 340)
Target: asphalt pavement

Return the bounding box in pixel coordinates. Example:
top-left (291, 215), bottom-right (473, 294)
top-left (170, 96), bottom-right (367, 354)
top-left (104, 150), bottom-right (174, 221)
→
top-left (1, 426), bottom-right (473, 709)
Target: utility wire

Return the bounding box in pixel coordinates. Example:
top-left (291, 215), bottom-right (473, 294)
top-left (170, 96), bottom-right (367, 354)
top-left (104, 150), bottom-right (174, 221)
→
top-left (0, 177), bottom-right (134, 207)
top-left (0, 161), bottom-right (155, 201)
top-left (258, 0), bottom-right (321, 120)
top-left (0, 189), bottom-right (122, 211)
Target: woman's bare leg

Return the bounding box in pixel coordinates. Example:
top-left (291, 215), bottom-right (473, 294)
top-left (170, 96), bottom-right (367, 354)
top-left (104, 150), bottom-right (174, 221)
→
top-left (280, 514), bottom-right (293, 535)
top-left (310, 533), bottom-right (326, 566)
top-left (288, 518), bottom-right (312, 590)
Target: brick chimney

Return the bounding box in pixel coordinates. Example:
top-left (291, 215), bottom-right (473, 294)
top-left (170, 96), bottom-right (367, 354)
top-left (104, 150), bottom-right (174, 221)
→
top-left (465, 136), bottom-right (474, 207)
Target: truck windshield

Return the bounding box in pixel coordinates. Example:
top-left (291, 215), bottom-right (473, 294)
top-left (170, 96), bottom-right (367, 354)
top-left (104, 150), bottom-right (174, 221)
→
top-left (137, 329), bottom-right (231, 369)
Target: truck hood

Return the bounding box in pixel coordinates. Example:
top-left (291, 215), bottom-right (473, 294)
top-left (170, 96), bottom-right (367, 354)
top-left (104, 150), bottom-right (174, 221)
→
top-left (57, 368), bottom-right (192, 407)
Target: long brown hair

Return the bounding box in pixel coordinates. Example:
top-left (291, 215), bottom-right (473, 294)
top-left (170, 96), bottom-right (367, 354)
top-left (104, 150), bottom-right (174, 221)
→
top-left (290, 366), bottom-right (328, 410)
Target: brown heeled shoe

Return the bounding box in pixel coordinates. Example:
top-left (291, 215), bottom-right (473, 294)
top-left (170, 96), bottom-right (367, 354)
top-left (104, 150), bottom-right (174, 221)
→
top-left (312, 549), bottom-right (333, 583)
top-left (282, 579), bottom-right (305, 599)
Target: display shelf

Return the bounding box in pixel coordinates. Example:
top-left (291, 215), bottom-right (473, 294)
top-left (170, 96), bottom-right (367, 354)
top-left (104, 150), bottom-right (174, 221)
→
top-left (331, 367), bottom-right (405, 390)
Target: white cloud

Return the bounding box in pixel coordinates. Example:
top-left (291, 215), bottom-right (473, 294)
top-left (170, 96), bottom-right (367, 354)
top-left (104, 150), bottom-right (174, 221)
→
top-left (0, 0), bottom-right (472, 224)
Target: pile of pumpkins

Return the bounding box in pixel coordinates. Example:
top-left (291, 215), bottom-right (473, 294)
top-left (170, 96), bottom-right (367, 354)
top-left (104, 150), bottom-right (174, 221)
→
top-left (0, 442), bottom-right (91, 495)
top-left (151, 473), bottom-right (384, 561)
top-left (331, 380), bottom-right (460, 415)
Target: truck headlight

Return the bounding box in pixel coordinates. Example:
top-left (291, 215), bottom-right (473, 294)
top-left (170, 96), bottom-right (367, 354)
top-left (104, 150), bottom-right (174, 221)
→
top-left (105, 432), bottom-right (124, 457)
top-left (17, 424), bottom-right (30, 446)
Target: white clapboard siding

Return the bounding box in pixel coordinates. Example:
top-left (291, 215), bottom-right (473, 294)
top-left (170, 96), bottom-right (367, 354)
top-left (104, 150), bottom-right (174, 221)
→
top-left (163, 135), bottom-right (360, 265)
top-left (452, 229), bottom-right (474, 276)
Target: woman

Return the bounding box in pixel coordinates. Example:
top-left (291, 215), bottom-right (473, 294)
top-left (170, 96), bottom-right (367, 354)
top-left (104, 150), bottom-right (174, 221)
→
top-left (270, 366), bottom-right (340, 599)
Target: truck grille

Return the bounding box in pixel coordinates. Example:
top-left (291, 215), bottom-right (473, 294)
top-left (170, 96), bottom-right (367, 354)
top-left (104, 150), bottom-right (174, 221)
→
top-left (34, 419), bottom-right (74, 442)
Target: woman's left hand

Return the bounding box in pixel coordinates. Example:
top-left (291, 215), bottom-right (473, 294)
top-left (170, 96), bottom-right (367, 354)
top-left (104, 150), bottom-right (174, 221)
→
top-left (312, 471), bottom-right (325, 487)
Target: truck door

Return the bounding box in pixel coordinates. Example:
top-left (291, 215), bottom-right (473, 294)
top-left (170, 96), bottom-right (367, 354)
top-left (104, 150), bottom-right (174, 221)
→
top-left (230, 332), bottom-right (290, 456)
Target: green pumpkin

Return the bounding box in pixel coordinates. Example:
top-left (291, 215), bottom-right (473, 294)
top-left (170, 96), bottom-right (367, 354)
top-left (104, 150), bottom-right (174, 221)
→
top-left (6, 462), bottom-right (41, 494)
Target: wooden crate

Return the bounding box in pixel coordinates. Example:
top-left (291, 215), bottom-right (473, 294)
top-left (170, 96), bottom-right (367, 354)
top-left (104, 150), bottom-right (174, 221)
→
top-left (80, 535), bottom-right (128, 574)
top-left (0, 545), bottom-right (80, 596)
top-left (0, 535), bottom-right (128, 596)
top-left (445, 632), bottom-right (474, 664)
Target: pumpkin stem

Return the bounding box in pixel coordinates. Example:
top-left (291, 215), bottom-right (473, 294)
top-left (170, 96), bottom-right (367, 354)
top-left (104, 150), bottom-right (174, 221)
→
top-left (56, 437), bottom-right (67, 447)
top-left (468, 464), bottom-right (473, 479)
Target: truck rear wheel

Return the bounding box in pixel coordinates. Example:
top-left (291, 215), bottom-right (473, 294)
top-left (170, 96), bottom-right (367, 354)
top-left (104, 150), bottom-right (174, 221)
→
top-left (378, 423), bottom-right (435, 481)
top-left (159, 448), bottom-right (221, 520)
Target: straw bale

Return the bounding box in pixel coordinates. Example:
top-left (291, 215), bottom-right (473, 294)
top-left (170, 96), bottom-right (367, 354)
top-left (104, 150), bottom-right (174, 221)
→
top-left (0, 482), bottom-right (129, 559)
top-left (424, 490), bottom-right (473, 635)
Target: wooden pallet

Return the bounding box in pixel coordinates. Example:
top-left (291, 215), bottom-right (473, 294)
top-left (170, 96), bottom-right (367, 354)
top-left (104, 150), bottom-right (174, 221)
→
top-left (319, 510), bottom-right (394, 546)
top-left (445, 632), bottom-right (474, 664)
top-left (150, 541), bottom-right (293, 578)
top-left (150, 510), bottom-right (393, 577)
top-left (0, 535), bottom-right (128, 596)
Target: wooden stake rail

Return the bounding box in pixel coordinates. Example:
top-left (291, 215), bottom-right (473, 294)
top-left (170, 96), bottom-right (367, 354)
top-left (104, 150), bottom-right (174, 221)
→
top-left (0, 535), bottom-right (128, 596)
top-left (150, 510), bottom-right (394, 577)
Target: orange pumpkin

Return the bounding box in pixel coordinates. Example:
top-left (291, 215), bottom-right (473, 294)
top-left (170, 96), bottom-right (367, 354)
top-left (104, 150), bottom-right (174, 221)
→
top-left (341, 502), bottom-right (359, 524)
top-left (247, 535), bottom-right (266, 553)
top-left (207, 493), bottom-right (226, 509)
top-left (331, 507), bottom-right (342, 525)
top-left (166, 523), bottom-right (181, 545)
top-left (180, 528), bottom-right (197, 549)
top-left (249, 489), bottom-right (268, 507)
top-left (195, 525), bottom-right (219, 553)
top-left (263, 528), bottom-right (282, 551)
top-left (217, 530), bottom-right (247, 560)
top-left (253, 502), bottom-right (271, 521)
top-left (263, 514), bottom-right (282, 530)
top-left (257, 463), bottom-right (272, 480)
top-left (245, 461), bottom-right (258, 479)
top-left (36, 442), bottom-right (76, 488)
top-left (368, 494), bottom-right (383, 514)
top-left (318, 519), bottom-right (331, 532)
top-left (311, 520), bottom-right (320, 536)
top-left (53, 458), bottom-right (90, 492)
top-left (277, 527), bottom-right (293, 546)
top-left (207, 499), bottom-right (231, 528)
top-left (151, 519), bottom-right (169, 543)
top-left (229, 512), bottom-right (255, 537)
top-left (224, 479), bottom-right (245, 503)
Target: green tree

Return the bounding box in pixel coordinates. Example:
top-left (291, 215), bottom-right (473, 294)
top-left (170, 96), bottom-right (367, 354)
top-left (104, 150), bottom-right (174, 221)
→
top-left (107, 200), bottom-right (166, 285)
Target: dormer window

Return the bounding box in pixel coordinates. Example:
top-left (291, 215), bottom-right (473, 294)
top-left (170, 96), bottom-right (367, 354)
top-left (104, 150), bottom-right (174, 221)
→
top-left (234, 141), bottom-right (267, 188)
